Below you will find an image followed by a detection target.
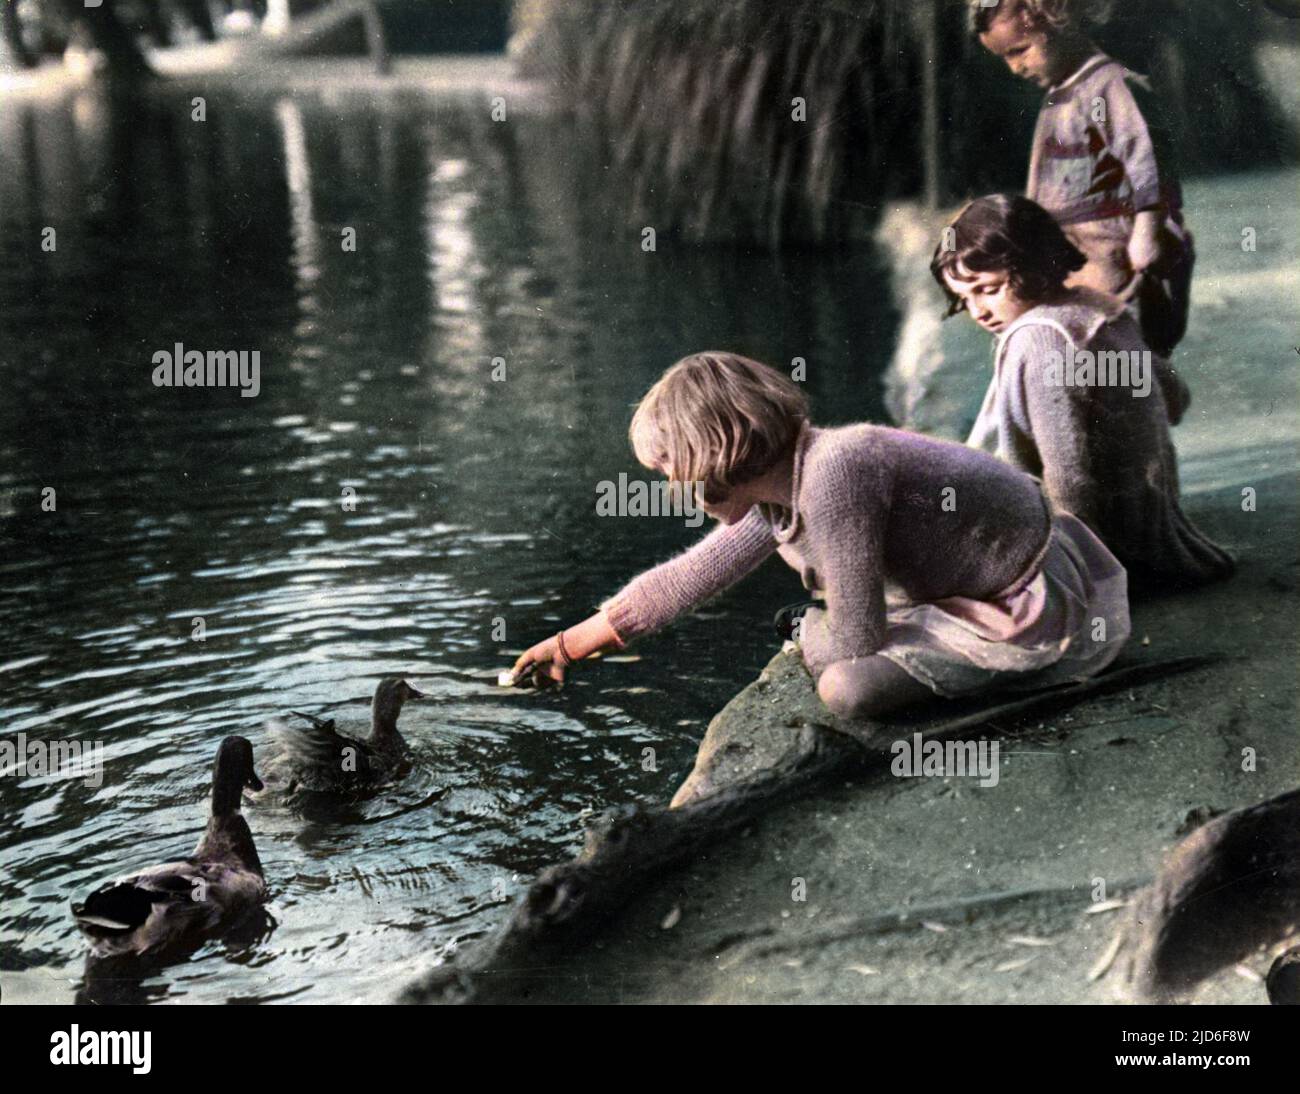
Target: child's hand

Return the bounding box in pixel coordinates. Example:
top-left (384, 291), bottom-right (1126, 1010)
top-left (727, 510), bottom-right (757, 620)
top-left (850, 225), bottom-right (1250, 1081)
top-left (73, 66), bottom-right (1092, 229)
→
top-left (1127, 211), bottom-right (1163, 273)
top-left (507, 613), bottom-right (622, 689)
top-left (511, 638), bottom-right (565, 688)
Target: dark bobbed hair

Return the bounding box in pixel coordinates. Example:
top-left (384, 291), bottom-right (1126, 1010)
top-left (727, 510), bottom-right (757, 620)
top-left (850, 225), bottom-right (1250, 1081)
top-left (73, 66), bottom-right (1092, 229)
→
top-left (929, 194), bottom-right (1086, 318)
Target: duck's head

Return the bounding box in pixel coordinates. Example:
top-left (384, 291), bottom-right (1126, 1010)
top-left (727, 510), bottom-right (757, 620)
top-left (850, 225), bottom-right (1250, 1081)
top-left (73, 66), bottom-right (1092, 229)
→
top-left (371, 677), bottom-right (426, 736)
top-left (212, 736), bottom-right (263, 814)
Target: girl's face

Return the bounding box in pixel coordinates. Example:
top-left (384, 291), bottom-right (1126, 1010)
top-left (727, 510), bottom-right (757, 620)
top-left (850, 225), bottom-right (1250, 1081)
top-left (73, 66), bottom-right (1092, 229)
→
top-left (979, 13), bottom-right (1060, 88)
top-left (653, 461), bottom-right (752, 525)
top-left (942, 264), bottom-right (1034, 334)
top-left (698, 487), bottom-right (753, 526)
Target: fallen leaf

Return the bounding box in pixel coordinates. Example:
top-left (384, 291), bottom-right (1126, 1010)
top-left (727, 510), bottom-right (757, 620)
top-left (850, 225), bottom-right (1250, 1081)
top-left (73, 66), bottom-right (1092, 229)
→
top-left (1088, 932), bottom-right (1125, 981)
top-left (995, 956), bottom-right (1036, 972)
top-left (1008, 935), bottom-right (1055, 947)
top-left (845, 964), bottom-right (879, 976)
top-left (661, 905), bottom-right (681, 930)
top-left (920, 921), bottom-right (948, 933)
top-left (1233, 964), bottom-right (1263, 983)
top-left (1085, 899), bottom-right (1129, 915)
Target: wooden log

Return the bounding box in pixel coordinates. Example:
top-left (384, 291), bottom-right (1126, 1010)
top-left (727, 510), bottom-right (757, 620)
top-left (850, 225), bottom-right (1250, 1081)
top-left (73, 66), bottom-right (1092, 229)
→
top-left (1124, 787), bottom-right (1300, 1000)
top-left (1267, 947), bottom-right (1300, 1006)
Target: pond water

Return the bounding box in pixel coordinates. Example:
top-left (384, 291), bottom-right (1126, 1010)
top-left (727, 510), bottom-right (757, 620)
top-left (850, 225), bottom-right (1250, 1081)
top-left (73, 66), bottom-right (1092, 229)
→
top-left (0, 78), bottom-right (899, 1003)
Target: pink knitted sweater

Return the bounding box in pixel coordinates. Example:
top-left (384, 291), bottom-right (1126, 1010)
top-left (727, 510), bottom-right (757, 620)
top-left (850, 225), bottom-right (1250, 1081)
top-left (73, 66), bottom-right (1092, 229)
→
top-left (601, 423), bottom-right (1053, 678)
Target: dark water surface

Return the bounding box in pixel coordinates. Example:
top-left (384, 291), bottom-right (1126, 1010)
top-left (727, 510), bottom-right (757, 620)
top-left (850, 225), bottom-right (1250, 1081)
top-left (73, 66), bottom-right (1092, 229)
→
top-left (0, 80), bottom-right (897, 1002)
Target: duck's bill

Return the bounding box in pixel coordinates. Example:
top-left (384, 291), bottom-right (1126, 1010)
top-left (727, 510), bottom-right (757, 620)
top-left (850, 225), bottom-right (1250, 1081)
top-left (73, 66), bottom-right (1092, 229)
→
top-left (247, 771), bottom-right (265, 792)
top-left (405, 682), bottom-right (428, 699)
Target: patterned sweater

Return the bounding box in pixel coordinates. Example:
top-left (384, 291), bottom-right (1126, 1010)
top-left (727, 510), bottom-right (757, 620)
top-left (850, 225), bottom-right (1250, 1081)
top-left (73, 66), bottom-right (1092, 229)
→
top-left (967, 291), bottom-right (1234, 590)
top-left (1027, 52), bottom-right (1183, 230)
top-left (601, 423), bottom-right (1053, 678)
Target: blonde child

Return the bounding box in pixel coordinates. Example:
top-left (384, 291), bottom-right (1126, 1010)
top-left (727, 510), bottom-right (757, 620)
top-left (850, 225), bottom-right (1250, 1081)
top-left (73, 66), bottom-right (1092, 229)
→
top-left (970, 0), bottom-right (1194, 356)
top-left (933, 194), bottom-right (1234, 592)
top-left (512, 352), bottom-right (1129, 719)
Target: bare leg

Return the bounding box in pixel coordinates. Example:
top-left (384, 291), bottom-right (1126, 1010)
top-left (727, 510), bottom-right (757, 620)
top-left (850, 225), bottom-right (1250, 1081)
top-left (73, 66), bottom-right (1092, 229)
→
top-left (817, 655), bottom-right (934, 721)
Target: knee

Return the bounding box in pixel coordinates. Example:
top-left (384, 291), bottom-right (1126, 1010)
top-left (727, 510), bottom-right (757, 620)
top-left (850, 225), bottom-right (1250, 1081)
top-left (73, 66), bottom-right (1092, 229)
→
top-left (818, 656), bottom-right (928, 720)
top-left (817, 659), bottom-right (876, 720)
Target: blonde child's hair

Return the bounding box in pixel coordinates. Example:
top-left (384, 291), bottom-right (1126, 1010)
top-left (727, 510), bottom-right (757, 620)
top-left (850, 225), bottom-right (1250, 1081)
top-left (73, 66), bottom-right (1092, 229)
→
top-left (967, 0), bottom-right (1112, 36)
top-left (629, 351), bottom-right (808, 505)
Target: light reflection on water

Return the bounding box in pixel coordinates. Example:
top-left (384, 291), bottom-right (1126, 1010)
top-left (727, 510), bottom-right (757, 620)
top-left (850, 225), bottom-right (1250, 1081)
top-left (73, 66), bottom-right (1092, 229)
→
top-left (0, 80), bottom-right (897, 1003)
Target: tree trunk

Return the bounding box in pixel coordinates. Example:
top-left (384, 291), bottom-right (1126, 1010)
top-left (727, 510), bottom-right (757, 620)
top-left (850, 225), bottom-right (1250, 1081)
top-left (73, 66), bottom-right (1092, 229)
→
top-left (914, 0), bottom-right (941, 210)
top-left (2, 0), bottom-right (38, 67)
top-left (363, 0), bottom-right (389, 75)
top-left (141, 0), bottom-right (172, 48)
top-left (177, 0), bottom-right (217, 42)
top-left (58, 0), bottom-right (154, 80)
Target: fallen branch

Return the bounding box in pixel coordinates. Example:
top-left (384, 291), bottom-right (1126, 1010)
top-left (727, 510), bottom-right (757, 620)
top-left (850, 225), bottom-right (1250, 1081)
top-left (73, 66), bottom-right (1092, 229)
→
top-left (705, 878), bottom-right (1152, 967)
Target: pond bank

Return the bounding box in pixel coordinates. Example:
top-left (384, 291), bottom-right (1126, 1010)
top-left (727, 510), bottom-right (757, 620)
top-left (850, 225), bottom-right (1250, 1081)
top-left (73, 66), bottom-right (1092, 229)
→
top-left (2, 52), bottom-right (551, 113)
top-left (400, 168), bottom-right (1299, 1005)
top-left (401, 473), bottom-right (1297, 1003)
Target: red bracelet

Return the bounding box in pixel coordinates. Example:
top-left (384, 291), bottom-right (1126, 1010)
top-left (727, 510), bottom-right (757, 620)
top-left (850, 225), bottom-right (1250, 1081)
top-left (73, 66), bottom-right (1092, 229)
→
top-left (555, 630), bottom-right (574, 667)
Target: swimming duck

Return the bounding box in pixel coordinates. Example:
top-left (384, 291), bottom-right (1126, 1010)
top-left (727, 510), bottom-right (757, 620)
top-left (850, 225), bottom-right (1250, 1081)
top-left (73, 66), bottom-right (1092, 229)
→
top-left (72, 736), bottom-right (267, 960)
top-left (259, 677), bottom-right (425, 798)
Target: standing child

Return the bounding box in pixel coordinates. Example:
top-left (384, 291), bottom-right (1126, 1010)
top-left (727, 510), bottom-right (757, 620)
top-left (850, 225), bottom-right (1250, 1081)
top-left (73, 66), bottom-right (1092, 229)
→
top-left (971, 0), bottom-right (1194, 357)
top-left (511, 352), bottom-right (1129, 720)
top-left (934, 194), bottom-right (1234, 593)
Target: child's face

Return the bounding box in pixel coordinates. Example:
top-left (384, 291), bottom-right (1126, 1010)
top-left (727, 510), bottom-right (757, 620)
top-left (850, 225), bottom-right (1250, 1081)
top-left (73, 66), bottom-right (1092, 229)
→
top-left (698, 489), bottom-right (752, 526)
top-left (978, 13), bottom-right (1059, 88)
top-left (652, 460), bottom-right (752, 525)
top-left (942, 264), bottom-right (1034, 334)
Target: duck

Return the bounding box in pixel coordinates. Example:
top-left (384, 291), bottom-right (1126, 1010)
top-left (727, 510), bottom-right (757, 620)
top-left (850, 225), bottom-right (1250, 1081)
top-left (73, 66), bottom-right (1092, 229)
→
top-left (258, 677), bottom-right (426, 798)
top-left (72, 736), bottom-right (267, 960)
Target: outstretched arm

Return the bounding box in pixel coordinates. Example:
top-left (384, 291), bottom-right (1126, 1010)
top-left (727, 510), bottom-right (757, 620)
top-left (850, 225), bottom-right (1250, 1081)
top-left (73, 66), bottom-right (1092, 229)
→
top-left (513, 611), bottom-right (624, 686)
top-left (512, 506), bottom-right (778, 684)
